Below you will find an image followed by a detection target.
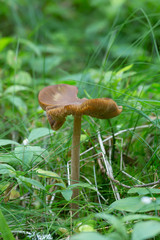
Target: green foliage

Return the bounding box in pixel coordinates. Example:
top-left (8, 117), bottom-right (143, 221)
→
top-left (0, 209), bottom-right (15, 240)
top-left (71, 232), bottom-right (108, 240)
top-left (109, 196), bottom-right (160, 213)
top-left (132, 221), bottom-right (160, 240)
top-left (28, 128), bottom-right (55, 143)
top-left (71, 192), bottom-right (160, 239)
top-left (0, 0), bottom-right (160, 239)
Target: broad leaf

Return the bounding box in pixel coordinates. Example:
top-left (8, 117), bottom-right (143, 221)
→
top-left (6, 95), bottom-right (27, 114)
top-left (14, 146), bottom-right (33, 169)
top-left (68, 183), bottom-right (96, 191)
top-left (0, 140), bottom-right (20, 146)
top-left (123, 214), bottom-right (160, 223)
top-left (71, 232), bottom-right (109, 240)
top-left (128, 187), bottom-right (160, 195)
top-left (109, 197), bottom-right (160, 213)
top-left (13, 71), bottom-right (32, 85)
top-left (36, 168), bottom-right (65, 186)
top-left (30, 56), bottom-right (61, 73)
top-left (19, 38), bottom-right (41, 56)
top-left (132, 220), bottom-right (160, 240)
top-left (6, 50), bottom-right (21, 69)
top-left (0, 37), bottom-right (13, 52)
top-left (61, 189), bottom-right (72, 201)
top-left (4, 85), bottom-right (29, 94)
top-left (96, 213), bottom-right (127, 240)
top-left (28, 128), bottom-right (54, 142)
top-left (17, 176), bottom-right (45, 190)
top-left (0, 164), bottom-right (16, 177)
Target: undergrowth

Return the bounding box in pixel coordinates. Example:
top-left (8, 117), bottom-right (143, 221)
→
top-left (0, 1), bottom-right (160, 240)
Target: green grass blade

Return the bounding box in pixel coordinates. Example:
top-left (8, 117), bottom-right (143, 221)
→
top-left (0, 209), bottom-right (15, 240)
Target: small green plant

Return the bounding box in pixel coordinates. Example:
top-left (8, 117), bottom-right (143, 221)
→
top-left (71, 188), bottom-right (160, 240)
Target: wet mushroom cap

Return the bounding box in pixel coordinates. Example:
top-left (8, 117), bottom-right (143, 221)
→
top-left (38, 84), bottom-right (122, 130)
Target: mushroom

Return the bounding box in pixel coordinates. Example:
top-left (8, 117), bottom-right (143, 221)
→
top-left (38, 84), bottom-right (122, 215)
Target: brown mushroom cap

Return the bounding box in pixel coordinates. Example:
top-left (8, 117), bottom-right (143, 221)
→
top-left (38, 84), bottom-right (122, 130)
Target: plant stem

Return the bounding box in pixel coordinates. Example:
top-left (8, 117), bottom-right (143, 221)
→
top-left (71, 115), bottom-right (81, 216)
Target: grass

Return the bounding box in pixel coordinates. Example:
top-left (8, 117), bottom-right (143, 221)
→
top-left (0, 1), bottom-right (160, 239)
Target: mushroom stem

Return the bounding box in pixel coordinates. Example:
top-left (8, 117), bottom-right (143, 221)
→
top-left (71, 115), bottom-right (81, 215)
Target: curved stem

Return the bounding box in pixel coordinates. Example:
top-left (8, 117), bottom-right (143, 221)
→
top-left (71, 115), bottom-right (81, 216)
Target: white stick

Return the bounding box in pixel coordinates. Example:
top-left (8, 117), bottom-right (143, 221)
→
top-left (97, 131), bottom-right (120, 200)
top-left (80, 124), bottom-right (152, 157)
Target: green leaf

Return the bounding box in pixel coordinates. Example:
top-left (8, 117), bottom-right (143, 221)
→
top-left (4, 85), bottom-right (29, 94)
top-left (114, 64), bottom-right (134, 84)
top-left (71, 232), bottom-right (109, 240)
top-left (0, 164), bottom-right (16, 176)
top-left (13, 146), bottom-right (49, 166)
top-left (0, 155), bottom-right (20, 167)
top-left (30, 56), bottom-right (62, 73)
top-left (6, 50), bottom-right (21, 69)
top-left (0, 139), bottom-right (20, 146)
top-left (0, 209), bottom-right (15, 240)
top-left (128, 187), bottom-right (160, 195)
top-left (106, 232), bottom-right (125, 240)
top-left (61, 189), bottom-right (72, 201)
top-left (132, 221), bottom-right (160, 240)
top-left (122, 214), bottom-right (160, 223)
top-left (19, 38), bottom-right (41, 56)
top-left (0, 37), bottom-right (13, 52)
top-left (116, 64), bottom-right (133, 75)
top-left (6, 95), bottom-right (27, 114)
top-left (18, 176), bottom-right (45, 190)
top-left (28, 146), bottom-right (49, 164)
top-left (13, 71), bottom-right (32, 85)
top-left (36, 168), bottom-right (61, 179)
top-left (96, 213), bottom-right (128, 240)
top-left (68, 183), bottom-right (96, 191)
top-left (36, 168), bottom-right (65, 187)
top-left (78, 225), bottom-right (95, 233)
top-left (53, 183), bottom-right (65, 188)
top-left (60, 73), bottom-right (82, 82)
top-left (14, 146), bottom-right (33, 169)
top-left (28, 128), bottom-right (54, 142)
top-left (109, 197), bottom-right (160, 213)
